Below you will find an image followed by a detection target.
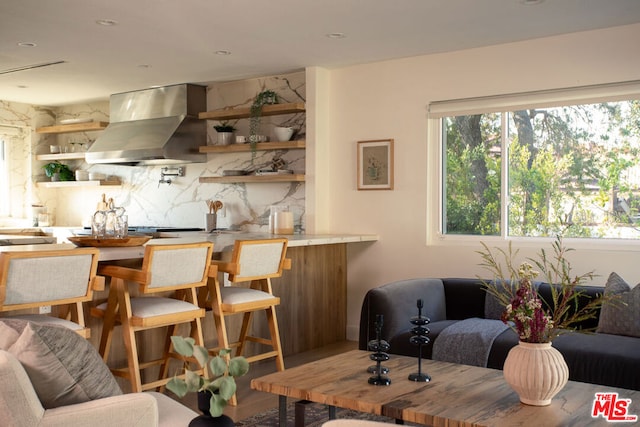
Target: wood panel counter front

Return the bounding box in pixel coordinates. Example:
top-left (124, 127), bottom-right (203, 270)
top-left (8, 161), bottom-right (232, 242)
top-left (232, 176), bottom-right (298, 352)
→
top-left (1, 233), bottom-right (377, 390)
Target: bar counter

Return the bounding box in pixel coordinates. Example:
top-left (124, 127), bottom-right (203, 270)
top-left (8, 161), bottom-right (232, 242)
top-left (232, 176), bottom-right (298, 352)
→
top-left (1, 232), bottom-right (377, 388)
top-left (0, 231), bottom-right (377, 261)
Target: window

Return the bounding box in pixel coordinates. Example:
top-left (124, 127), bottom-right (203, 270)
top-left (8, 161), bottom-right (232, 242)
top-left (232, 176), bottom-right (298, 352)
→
top-left (432, 82), bottom-right (640, 240)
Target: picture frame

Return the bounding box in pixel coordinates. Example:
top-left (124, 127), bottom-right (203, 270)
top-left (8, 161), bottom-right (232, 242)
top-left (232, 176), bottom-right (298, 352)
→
top-left (357, 139), bottom-right (394, 190)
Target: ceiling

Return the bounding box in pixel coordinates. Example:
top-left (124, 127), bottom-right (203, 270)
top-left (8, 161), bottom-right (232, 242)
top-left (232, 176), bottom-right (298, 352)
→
top-left (2, 0), bottom-right (640, 106)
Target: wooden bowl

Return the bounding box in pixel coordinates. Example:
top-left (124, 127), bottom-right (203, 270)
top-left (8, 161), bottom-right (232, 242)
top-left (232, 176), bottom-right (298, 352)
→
top-left (67, 235), bottom-right (151, 247)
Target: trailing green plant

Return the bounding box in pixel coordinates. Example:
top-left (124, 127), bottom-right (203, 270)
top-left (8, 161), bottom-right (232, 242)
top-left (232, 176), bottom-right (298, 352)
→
top-left (166, 336), bottom-right (249, 417)
top-left (42, 162), bottom-right (74, 181)
top-left (249, 90), bottom-right (278, 159)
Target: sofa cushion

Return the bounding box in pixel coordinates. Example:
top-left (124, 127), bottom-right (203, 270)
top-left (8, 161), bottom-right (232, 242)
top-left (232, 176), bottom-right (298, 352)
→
top-left (553, 331), bottom-right (640, 390)
top-left (0, 319), bottom-right (122, 409)
top-left (597, 272), bottom-right (640, 338)
top-left (359, 278), bottom-right (447, 350)
top-left (389, 320), bottom-right (459, 358)
top-left (483, 280), bottom-right (519, 320)
top-left (0, 320), bottom-right (21, 348)
top-left (442, 279), bottom-right (487, 319)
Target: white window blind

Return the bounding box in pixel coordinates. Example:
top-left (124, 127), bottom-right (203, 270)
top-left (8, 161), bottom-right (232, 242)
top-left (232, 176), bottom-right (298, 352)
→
top-left (428, 80), bottom-right (640, 118)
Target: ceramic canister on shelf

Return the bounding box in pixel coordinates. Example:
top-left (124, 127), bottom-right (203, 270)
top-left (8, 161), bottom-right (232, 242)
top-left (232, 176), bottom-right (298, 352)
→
top-left (274, 211), bottom-right (294, 235)
top-left (75, 170), bottom-right (89, 181)
top-left (269, 205), bottom-right (288, 234)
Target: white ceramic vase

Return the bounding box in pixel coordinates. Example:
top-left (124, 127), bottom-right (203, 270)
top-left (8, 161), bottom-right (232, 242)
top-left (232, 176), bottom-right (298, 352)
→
top-left (503, 341), bottom-right (569, 406)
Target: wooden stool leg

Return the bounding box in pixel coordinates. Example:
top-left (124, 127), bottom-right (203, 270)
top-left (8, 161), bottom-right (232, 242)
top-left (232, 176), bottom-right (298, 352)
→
top-left (98, 284), bottom-right (120, 362)
top-left (157, 323), bottom-right (180, 392)
top-left (115, 279), bottom-right (143, 393)
top-left (236, 311), bottom-right (253, 357)
top-left (211, 298), bottom-right (238, 406)
top-left (266, 305), bottom-right (285, 371)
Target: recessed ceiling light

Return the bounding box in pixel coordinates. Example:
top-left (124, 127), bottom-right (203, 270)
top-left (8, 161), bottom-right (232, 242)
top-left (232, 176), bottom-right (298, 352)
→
top-left (215, 50), bottom-right (232, 56)
top-left (137, 64), bottom-right (151, 69)
top-left (17, 85), bottom-right (28, 89)
top-left (519, 0), bottom-right (544, 5)
top-left (95, 19), bottom-right (118, 26)
top-left (17, 42), bottom-right (37, 48)
top-left (326, 32), bottom-right (346, 39)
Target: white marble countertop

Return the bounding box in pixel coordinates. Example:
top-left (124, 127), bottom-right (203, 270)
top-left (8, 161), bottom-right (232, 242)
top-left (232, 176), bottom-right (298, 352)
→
top-left (0, 234), bottom-right (57, 245)
top-left (156, 231), bottom-right (379, 251)
top-left (0, 232), bottom-right (378, 262)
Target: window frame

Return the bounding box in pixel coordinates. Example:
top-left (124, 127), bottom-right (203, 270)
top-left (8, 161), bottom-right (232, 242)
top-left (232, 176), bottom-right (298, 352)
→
top-left (427, 81), bottom-right (640, 251)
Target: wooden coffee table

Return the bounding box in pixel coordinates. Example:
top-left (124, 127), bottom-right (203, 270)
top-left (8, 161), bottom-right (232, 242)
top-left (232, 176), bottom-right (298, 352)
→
top-left (251, 350), bottom-right (640, 426)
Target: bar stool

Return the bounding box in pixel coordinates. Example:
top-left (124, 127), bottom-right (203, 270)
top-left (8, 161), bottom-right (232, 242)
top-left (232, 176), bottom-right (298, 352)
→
top-left (201, 238), bottom-right (290, 372)
top-left (0, 248), bottom-right (103, 338)
top-left (92, 242), bottom-right (215, 393)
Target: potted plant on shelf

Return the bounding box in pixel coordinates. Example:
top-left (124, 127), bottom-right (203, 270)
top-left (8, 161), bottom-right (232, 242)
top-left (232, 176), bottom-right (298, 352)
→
top-left (166, 336), bottom-right (249, 424)
top-left (249, 89), bottom-right (278, 158)
top-left (42, 161), bottom-right (74, 181)
top-left (213, 121), bottom-right (237, 146)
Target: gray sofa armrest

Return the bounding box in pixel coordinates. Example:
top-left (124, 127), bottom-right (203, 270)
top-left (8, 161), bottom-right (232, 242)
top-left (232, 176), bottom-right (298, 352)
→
top-left (359, 278), bottom-right (447, 350)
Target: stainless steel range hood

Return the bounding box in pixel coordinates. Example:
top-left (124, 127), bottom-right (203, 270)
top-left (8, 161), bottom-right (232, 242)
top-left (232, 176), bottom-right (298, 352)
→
top-left (86, 84), bottom-right (207, 165)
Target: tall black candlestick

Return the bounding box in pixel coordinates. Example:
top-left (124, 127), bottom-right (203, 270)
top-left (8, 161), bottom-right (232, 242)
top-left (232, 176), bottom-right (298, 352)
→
top-left (367, 314), bottom-right (391, 385)
top-left (408, 298), bottom-right (431, 382)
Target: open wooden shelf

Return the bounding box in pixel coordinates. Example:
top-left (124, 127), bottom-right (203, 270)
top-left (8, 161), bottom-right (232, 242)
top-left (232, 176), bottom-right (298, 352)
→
top-left (199, 174), bottom-right (305, 184)
top-left (36, 152), bottom-right (86, 161)
top-left (199, 140), bottom-right (305, 153)
top-left (35, 179), bottom-right (121, 188)
top-left (198, 103), bottom-right (306, 121)
top-left (36, 121), bottom-right (109, 134)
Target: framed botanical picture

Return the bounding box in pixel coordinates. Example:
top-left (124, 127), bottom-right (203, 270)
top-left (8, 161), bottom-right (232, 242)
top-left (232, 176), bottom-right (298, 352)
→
top-left (357, 139), bottom-right (394, 190)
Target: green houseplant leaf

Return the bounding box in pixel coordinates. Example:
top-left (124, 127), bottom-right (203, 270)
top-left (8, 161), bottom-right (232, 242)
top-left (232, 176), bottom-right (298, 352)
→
top-left (166, 335), bottom-right (249, 418)
top-left (42, 161), bottom-right (74, 181)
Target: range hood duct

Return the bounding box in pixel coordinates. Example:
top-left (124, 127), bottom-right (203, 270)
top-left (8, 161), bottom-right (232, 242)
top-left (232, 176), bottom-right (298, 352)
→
top-left (86, 84), bottom-right (207, 166)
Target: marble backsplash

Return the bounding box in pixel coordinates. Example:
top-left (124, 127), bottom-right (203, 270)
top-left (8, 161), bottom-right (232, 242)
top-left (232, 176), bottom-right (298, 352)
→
top-left (1, 71), bottom-right (306, 232)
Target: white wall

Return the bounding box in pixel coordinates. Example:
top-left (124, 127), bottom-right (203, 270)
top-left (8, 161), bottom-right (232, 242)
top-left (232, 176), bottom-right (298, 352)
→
top-left (329, 23), bottom-right (640, 340)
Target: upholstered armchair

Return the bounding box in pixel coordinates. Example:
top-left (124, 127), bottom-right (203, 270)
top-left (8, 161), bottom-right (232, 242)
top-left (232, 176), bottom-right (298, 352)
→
top-left (0, 350), bottom-right (197, 427)
top-left (0, 319), bottom-right (198, 427)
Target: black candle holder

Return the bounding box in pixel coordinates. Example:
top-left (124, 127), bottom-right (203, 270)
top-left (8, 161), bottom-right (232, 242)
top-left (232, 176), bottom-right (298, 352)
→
top-left (408, 299), bottom-right (431, 382)
top-left (367, 314), bottom-right (391, 385)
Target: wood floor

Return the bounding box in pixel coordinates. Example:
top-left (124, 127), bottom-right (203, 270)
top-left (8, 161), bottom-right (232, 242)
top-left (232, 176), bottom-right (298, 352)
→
top-left (172, 340), bottom-right (358, 421)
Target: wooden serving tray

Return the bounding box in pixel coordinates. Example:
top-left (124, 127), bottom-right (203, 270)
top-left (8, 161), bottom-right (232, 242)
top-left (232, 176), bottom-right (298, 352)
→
top-left (68, 235), bottom-right (151, 247)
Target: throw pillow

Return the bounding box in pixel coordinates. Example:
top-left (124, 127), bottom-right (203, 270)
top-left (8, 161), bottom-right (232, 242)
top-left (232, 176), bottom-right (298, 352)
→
top-left (484, 280), bottom-right (515, 320)
top-left (0, 320), bottom-right (21, 349)
top-left (2, 319), bottom-right (122, 409)
top-left (596, 272), bottom-right (640, 338)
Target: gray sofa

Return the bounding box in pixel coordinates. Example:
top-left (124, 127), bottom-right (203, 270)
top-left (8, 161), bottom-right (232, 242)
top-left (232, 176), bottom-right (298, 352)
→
top-left (359, 278), bottom-right (640, 391)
